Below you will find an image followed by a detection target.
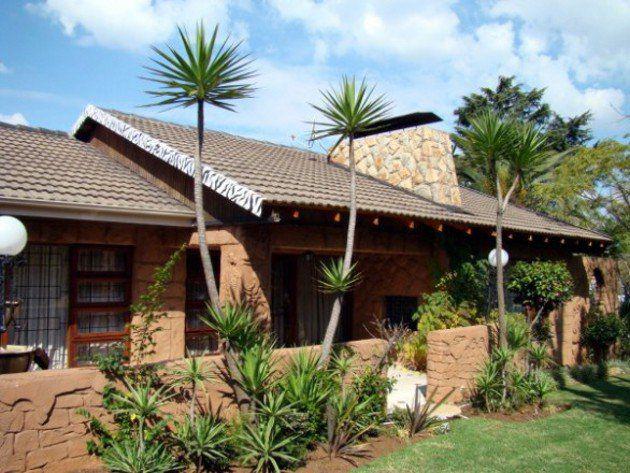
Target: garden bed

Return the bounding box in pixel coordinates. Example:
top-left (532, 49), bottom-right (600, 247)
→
top-left (461, 402), bottom-right (572, 422)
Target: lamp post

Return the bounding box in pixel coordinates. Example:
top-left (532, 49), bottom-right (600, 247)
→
top-left (0, 216), bottom-right (28, 336)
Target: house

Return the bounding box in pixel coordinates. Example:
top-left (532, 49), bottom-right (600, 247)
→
top-left (0, 105), bottom-right (618, 370)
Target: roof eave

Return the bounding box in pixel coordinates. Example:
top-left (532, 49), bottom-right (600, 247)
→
top-left (70, 104), bottom-right (265, 217)
top-left (1, 197), bottom-right (196, 228)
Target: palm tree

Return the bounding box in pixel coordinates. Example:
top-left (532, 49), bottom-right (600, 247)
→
top-left (143, 23), bottom-right (256, 310)
top-left (310, 76), bottom-right (391, 366)
top-left (455, 113), bottom-right (553, 348)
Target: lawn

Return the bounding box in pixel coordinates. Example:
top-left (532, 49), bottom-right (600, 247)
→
top-left (358, 374), bottom-right (630, 472)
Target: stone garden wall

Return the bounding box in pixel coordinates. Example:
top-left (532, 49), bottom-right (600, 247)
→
top-left (0, 338), bottom-right (386, 473)
top-left (426, 325), bottom-right (491, 403)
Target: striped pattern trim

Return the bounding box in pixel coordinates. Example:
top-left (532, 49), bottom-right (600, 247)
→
top-left (70, 104), bottom-right (264, 216)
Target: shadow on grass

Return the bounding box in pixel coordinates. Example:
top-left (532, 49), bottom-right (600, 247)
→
top-left (560, 375), bottom-right (630, 425)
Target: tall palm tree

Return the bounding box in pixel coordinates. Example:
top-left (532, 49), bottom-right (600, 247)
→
top-left (143, 23), bottom-right (256, 311)
top-left (310, 76), bottom-right (391, 366)
top-left (455, 113), bottom-right (553, 348)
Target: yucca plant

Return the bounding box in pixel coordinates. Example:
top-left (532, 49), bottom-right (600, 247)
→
top-left (144, 23), bottom-right (255, 314)
top-left (171, 356), bottom-right (213, 420)
top-left (101, 438), bottom-right (181, 473)
top-left (526, 369), bottom-right (557, 406)
top-left (112, 384), bottom-right (174, 444)
top-left (455, 114), bottom-right (554, 348)
top-left (254, 391), bottom-right (295, 426)
top-left (403, 387), bottom-right (454, 438)
top-left (325, 389), bottom-right (377, 460)
top-left (475, 359), bottom-right (503, 412)
top-left (174, 413), bottom-right (231, 473)
top-left (201, 303), bottom-right (264, 352)
top-left (310, 76), bottom-right (392, 367)
top-left (318, 258), bottom-right (361, 294)
top-left (507, 313), bottom-right (530, 352)
top-left (238, 417), bottom-right (299, 473)
top-left (529, 342), bottom-right (553, 370)
top-left (235, 342), bottom-right (277, 406)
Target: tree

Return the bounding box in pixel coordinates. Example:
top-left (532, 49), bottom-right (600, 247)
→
top-left (310, 76), bottom-right (391, 367)
top-left (531, 139), bottom-right (630, 289)
top-left (143, 23), bottom-right (256, 310)
top-left (454, 75), bottom-right (592, 153)
top-left (454, 113), bottom-right (554, 348)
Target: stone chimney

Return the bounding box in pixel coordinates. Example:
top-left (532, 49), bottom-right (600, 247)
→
top-left (330, 126), bottom-right (461, 206)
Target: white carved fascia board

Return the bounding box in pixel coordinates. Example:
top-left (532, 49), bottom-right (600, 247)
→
top-left (70, 104), bottom-right (264, 217)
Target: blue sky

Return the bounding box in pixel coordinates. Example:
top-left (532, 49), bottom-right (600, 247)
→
top-left (1, 0), bottom-right (628, 148)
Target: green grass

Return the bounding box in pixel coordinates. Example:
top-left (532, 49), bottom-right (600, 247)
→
top-left (358, 374), bottom-right (630, 472)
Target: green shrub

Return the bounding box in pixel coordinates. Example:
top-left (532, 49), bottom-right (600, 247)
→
top-left (101, 439), bottom-right (181, 473)
top-left (526, 369), bottom-right (557, 405)
top-left (237, 417), bottom-right (300, 473)
top-left (507, 260), bottom-right (573, 311)
top-left (569, 364), bottom-right (602, 384)
top-left (581, 310), bottom-right (623, 362)
top-left (325, 389), bottom-right (378, 459)
top-left (174, 413), bottom-right (231, 472)
top-left (351, 366), bottom-right (393, 427)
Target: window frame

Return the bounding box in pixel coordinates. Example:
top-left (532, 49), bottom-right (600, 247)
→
top-left (67, 245), bottom-right (133, 367)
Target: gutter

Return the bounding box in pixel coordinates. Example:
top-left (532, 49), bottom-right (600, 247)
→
top-left (0, 197), bottom-right (196, 228)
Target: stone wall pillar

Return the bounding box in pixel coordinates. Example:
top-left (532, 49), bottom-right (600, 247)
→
top-left (426, 325), bottom-right (490, 403)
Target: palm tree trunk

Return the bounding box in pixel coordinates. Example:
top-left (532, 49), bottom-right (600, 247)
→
top-left (193, 100), bottom-right (248, 411)
top-left (194, 99), bottom-right (221, 308)
top-left (319, 134), bottom-right (357, 367)
top-left (496, 187), bottom-right (507, 349)
top-left (189, 381), bottom-right (197, 421)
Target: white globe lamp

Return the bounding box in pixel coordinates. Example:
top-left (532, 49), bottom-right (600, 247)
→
top-left (0, 216), bottom-right (28, 256)
top-left (488, 248), bottom-right (509, 268)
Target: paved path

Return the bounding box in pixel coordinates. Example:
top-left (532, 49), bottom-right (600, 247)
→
top-left (387, 364), bottom-right (462, 418)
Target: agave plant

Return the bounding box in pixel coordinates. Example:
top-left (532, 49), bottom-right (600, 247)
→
top-left (238, 417), bottom-right (299, 473)
top-left (325, 389), bottom-right (377, 460)
top-left (101, 438), bottom-right (180, 473)
top-left (528, 343), bottom-right (553, 370)
top-left (318, 258), bottom-right (361, 294)
top-left (527, 369), bottom-right (557, 405)
top-left (474, 359), bottom-right (503, 412)
top-left (171, 356), bottom-right (213, 420)
top-left (201, 303), bottom-right (264, 352)
top-left (112, 384), bottom-right (174, 443)
top-left (403, 387), bottom-right (454, 438)
top-left (174, 413), bottom-right (231, 473)
top-left (235, 341), bottom-right (277, 406)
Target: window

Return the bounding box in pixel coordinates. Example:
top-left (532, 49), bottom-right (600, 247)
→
top-left (385, 296), bottom-right (419, 329)
top-left (185, 250), bottom-right (220, 356)
top-left (68, 246), bottom-right (132, 366)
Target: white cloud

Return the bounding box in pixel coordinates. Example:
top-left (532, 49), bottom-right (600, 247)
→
top-left (27, 0), bottom-right (243, 51)
top-left (0, 113), bottom-right (29, 126)
top-left (0, 62), bottom-right (9, 74)
top-left (267, 0), bottom-right (629, 138)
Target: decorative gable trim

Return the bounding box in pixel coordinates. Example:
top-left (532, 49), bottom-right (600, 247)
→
top-left (70, 104), bottom-right (264, 216)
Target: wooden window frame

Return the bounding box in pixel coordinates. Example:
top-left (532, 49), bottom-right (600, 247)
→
top-left (185, 249), bottom-right (220, 355)
top-left (67, 245), bottom-right (133, 367)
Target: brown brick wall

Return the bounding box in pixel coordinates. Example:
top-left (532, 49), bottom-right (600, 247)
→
top-left (0, 339), bottom-right (386, 473)
top-left (426, 325), bottom-right (490, 403)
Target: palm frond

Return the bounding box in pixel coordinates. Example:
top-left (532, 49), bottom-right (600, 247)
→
top-left (143, 22), bottom-right (256, 111)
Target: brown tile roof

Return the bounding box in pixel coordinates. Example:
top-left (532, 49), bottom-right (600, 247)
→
top-left (0, 122), bottom-right (194, 217)
top-left (92, 108), bottom-right (608, 242)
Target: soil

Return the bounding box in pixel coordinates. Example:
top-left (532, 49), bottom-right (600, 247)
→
top-left (461, 402), bottom-right (572, 422)
top-left (295, 433), bottom-right (430, 473)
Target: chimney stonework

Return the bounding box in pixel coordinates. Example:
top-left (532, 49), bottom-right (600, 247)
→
top-left (331, 126), bottom-right (461, 206)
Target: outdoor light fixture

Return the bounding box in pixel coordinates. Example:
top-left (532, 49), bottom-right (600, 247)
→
top-left (0, 215), bottom-right (28, 335)
top-left (488, 248), bottom-right (509, 268)
top-left (0, 216), bottom-right (27, 256)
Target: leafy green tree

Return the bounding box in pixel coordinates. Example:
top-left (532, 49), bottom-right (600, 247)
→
top-left (532, 139), bottom-right (630, 287)
top-left (455, 113), bottom-right (555, 348)
top-left (309, 76), bottom-right (391, 367)
top-left (454, 75), bottom-right (592, 153)
top-left (143, 23), bottom-right (256, 311)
